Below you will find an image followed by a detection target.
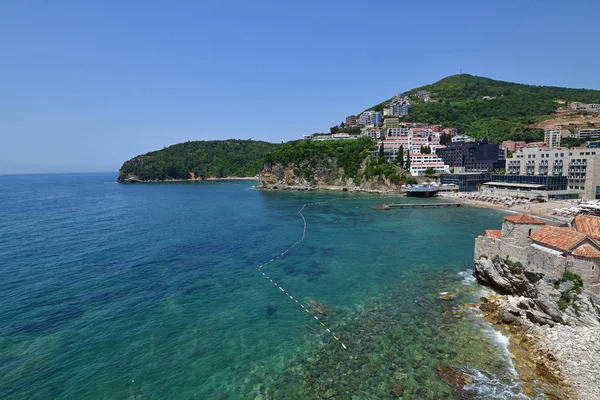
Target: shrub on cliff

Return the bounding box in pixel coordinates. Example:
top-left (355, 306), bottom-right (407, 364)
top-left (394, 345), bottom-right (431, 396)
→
top-left (119, 140), bottom-right (279, 181)
top-left (265, 137), bottom-right (375, 179)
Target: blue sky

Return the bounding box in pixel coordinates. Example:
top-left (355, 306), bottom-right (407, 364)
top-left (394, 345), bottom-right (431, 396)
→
top-left (1, 0), bottom-right (598, 173)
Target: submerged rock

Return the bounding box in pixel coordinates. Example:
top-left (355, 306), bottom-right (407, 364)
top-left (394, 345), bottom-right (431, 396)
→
top-left (435, 364), bottom-right (475, 399)
top-left (306, 298), bottom-right (336, 316)
top-left (439, 292), bottom-right (458, 300)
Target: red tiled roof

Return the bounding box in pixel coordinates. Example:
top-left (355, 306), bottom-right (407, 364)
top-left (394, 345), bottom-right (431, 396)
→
top-left (573, 215), bottom-right (600, 239)
top-left (572, 243), bottom-right (600, 258)
top-left (504, 214), bottom-right (545, 225)
top-left (530, 225), bottom-right (587, 252)
top-left (485, 230), bottom-right (502, 239)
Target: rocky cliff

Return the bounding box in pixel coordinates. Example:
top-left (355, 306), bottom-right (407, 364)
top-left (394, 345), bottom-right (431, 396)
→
top-left (475, 255), bottom-right (600, 328)
top-left (474, 256), bottom-right (600, 399)
top-left (256, 156), bottom-right (420, 192)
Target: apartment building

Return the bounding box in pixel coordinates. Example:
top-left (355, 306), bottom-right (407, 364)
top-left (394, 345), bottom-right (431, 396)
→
top-left (382, 117), bottom-right (400, 132)
top-left (390, 99), bottom-right (410, 116)
top-left (572, 128), bottom-right (600, 139)
top-left (500, 146), bottom-right (600, 200)
top-left (345, 115), bottom-right (357, 128)
top-left (361, 128), bottom-right (382, 139)
top-left (436, 138), bottom-right (506, 173)
top-left (544, 126), bottom-right (562, 148)
top-left (379, 127), bottom-right (441, 158)
top-left (570, 102), bottom-right (600, 114)
top-left (360, 111), bottom-right (382, 127)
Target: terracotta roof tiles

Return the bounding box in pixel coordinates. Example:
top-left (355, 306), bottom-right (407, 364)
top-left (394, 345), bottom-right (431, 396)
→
top-left (504, 214), bottom-right (545, 225)
top-left (530, 225), bottom-right (587, 252)
top-left (485, 230), bottom-right (502, 240)
top-left (573, 215), bottom-right (600, 239)
top-left (572, 244), bottom-right (600, 258)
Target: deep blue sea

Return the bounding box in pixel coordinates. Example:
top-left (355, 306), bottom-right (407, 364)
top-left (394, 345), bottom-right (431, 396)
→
top-left (0, 173), bottom-right (542, 399)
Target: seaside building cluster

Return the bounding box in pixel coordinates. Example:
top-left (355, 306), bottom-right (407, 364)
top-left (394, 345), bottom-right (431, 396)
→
top-left (475, 213), bottom-right (600, 294)
top-left (302, 96), bottom-right (600, 200)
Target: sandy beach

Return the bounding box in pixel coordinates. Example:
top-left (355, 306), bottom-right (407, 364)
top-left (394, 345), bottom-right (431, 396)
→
top-left (448, 195), bottom-right (576, 224)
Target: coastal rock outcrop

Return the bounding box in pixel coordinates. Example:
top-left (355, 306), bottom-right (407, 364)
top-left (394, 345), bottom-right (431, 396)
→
top-left (475, 255), bottom-right (600, 399)
top-left (474, 256), bottom-right (599, 328)
top-left (256, 157), bottom-right (414, 192)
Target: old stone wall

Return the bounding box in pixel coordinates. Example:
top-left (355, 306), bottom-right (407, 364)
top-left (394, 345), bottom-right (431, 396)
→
top-left (527, 244), bottom-right (565, 278)
top-left (474, 236), bottom-right (529, 265)
top-left (569, 256), bottom-right (600, 294)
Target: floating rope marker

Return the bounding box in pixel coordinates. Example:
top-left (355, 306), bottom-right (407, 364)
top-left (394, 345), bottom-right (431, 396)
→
top-left (253, 195), bottom-right (403, 350)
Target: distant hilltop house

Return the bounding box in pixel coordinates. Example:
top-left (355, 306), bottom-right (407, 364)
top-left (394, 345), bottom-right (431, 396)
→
top-left (475, 214), bottom-right (600, 294)
top-left (416, 90), bottom-right (432, 102)
top-left (569, 102), bottom-right (600, 114)
top-left (570, 128), bottom-right (600, 140)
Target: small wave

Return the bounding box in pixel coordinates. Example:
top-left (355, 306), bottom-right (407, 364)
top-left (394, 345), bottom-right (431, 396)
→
top-left (458, 269), bottom-right (476, 286)
top-left (464, 368), bottom-right (533, 399)
top-left (483, 329), bottom-right (519, 378)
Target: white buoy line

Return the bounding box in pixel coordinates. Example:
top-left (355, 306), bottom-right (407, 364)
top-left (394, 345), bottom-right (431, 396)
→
top-left (255, 194), bottom-right (404, 350)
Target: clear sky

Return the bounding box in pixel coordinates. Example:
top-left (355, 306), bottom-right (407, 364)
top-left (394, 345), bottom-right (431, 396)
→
top-left (1, 0), bottom-right (599, 173)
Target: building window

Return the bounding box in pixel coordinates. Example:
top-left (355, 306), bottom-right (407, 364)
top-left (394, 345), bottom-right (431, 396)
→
top-left (592, 265), bottom-right (595, 271)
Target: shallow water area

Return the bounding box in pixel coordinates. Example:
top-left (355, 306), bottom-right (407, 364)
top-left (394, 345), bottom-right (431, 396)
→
top-left (0, 174), bottom-right (544, 399)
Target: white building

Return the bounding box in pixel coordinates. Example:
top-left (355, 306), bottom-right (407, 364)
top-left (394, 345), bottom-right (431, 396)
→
top-left (312, 133), bottom-right (361, 141)
top-left (502, 146), bottom-right (600, 200)
top-left (361, 128), bottom-right (381, 139)
top-left (452, 135), bottom-right (474, 143)
top-left (544, 126), bottom-right (562, 148)
top-left (572, 128), bottom-right (600, 139)
top-left (404, 153), bottom-right (450, 176)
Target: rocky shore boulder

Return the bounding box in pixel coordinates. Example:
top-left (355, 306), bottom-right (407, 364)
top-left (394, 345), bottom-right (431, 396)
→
top-left (473, 256), bottom-right (532, 296)
top-left (474, 256), bottom-right (600, 328)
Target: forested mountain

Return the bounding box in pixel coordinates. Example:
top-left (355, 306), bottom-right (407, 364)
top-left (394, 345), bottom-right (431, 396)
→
top-left (117, 140), bottom-right (278, 182)
top-left (118, 75), bottom-right (600, 183)
top-left (366, 74), bottom-right (600, 143)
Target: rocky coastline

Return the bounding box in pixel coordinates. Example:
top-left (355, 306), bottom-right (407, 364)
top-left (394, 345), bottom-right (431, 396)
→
top-left (117, 173), bottom-right (258, 183)
top-left (256, 161), bottom-right (438, 193)
top-left (474, 256), bottom-right (600, 399)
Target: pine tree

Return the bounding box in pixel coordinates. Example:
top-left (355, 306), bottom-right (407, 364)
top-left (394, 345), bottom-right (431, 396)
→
top-left (378, 142), bottom-right (384, 158)
top-left (398, 145), bottom-right (404, 164)
top-left (405, 153), bottom-right (411, 170)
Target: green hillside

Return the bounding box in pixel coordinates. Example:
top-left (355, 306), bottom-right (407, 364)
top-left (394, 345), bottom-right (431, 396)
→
top-left (367, 74), bottom-right (600, 143)
top-left (118, 140), bottom-right (279, 182)
top-left (264, 137), bottom-right (375, 180)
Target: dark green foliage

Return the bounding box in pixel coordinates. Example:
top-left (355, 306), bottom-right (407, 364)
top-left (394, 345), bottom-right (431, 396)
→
top-left (561, 137), bottom-right (588, 148)
top-left (119, 140), bottom-right (279, 181)
top-left (504, 257), bottom-right (524, 274)
top-left (365, 74), bottom-right (600, 144)
top-left (561, 271), bottom-right (584, 294)
top-left (423, 167), bottom-right (437, 178)
top-left (330, 126), bottom-right (362, 135)
top-left (362, 157), bottom-right (408, 185)
top-left (558, 293), bottom-right (571, 311)
top-left (439, 134), bottom-right (452, 145)
top-left (266, 137), bottom-right (375, 179)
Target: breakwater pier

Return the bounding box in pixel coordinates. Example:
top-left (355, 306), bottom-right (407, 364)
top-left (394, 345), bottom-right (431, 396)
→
top-left (370, 202), bottom-right (461, 210)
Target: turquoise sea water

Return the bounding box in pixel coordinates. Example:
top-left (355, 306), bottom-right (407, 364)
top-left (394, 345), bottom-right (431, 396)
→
top-left (0, 173), bottom-right (537, 399)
